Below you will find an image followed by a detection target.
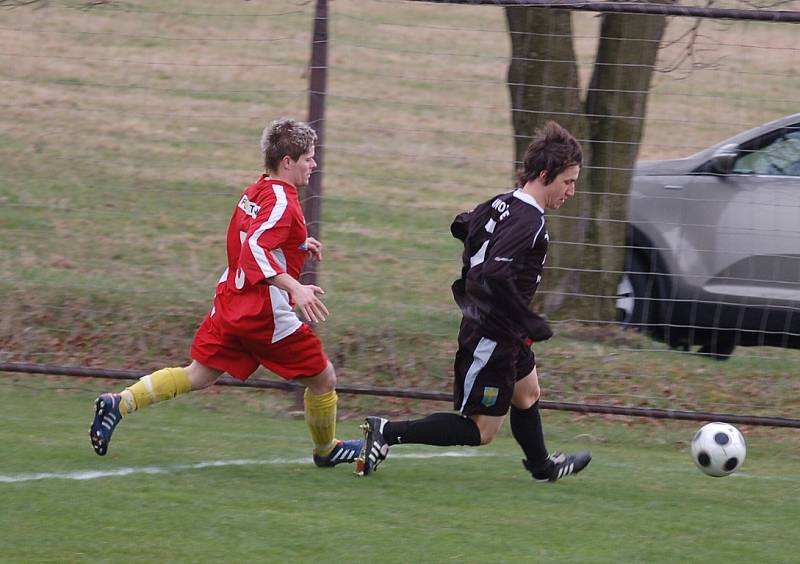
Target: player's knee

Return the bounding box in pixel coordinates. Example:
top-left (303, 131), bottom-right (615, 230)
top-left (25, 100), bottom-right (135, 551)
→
top-left (185, 361), bottom-right (222, 390)
top-left (305, 361), bottom-right (336, 394)
top-left (513, 384), bottom-right (541, 410)
top-left (474, 419), bottom-right (500, 445)
top-left (479, 429), bottom-right (497, 445)
top-left (526, 386), bottom-right (542, 407)
top-left (321, 362), bottom-right (336, 388)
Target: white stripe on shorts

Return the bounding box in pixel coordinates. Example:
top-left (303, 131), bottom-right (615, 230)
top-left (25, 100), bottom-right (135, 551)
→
top-left (460, 337), bottom-right (497, 413)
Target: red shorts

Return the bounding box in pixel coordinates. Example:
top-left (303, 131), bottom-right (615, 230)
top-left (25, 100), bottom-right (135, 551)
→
top-left (190, 312), bottom-right (329, 381)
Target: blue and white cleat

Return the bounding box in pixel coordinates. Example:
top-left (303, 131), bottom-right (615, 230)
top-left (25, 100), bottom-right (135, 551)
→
top-left (313, 439), bottom-right (364, 468)
top-left (89, 393), bottom-right (123, 456)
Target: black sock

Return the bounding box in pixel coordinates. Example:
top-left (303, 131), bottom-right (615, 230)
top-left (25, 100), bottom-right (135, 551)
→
top-left (510, 401), bottom-right (548, 468)
top-left (383, 412), bottom-right (481, 447)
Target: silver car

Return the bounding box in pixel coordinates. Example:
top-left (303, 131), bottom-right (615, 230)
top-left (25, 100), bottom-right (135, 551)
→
top-left (616, 113), bottom-right (800, 358)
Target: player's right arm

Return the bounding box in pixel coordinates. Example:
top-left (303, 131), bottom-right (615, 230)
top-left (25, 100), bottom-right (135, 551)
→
top-left (478, 214), bottom-right (553, 342)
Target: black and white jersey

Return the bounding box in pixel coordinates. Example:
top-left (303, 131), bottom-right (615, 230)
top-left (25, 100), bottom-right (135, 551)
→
top-left (450, 189), bottom-right (553, 344)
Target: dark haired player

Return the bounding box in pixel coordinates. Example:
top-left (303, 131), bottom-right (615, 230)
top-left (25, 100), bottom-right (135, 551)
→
top-left (357, 121), bottom-right (591, 482)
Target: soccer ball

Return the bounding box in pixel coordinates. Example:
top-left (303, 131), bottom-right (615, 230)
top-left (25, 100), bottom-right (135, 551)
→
top-left (690, 422), bottom-right (746, 477)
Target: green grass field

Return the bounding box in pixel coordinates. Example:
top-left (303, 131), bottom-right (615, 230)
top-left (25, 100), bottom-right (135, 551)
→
top-left (2, 376), bottom-right (799, 563)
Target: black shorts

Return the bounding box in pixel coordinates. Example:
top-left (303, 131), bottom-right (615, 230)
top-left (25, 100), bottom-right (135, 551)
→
top-left (453, 320), bottom-right (536, 417)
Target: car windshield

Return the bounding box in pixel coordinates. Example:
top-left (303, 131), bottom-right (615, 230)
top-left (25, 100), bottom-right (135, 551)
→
top-left (733, 125), bottom-right (800, 176)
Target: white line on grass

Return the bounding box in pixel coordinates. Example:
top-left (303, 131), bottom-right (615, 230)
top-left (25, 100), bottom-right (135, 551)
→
top-left (4, 453), bottom-right (793, 484)
top-left (0, 450), bottom-right (489, 484)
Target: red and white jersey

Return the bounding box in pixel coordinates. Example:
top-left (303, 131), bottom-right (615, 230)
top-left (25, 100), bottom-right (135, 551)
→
top-left (211, 175), bottom-right (308, 343)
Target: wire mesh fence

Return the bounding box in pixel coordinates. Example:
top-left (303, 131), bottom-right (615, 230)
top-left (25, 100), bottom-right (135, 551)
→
top-left (1, 0), bottom-right (799, 423)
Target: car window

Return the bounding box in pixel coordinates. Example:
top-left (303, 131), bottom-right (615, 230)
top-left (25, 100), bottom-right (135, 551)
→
top-left (733, 126), bottom-right (800, 176)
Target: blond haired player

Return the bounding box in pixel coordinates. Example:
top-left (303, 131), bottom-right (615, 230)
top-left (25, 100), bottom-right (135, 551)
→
top-left (90, 118), bottom-right (362, 468)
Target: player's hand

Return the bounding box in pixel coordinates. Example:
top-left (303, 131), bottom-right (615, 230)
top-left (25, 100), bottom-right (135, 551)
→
top-left (302, 237), bottom-right (323, 262)
top-left (291, 284), bottom-right (329, 323)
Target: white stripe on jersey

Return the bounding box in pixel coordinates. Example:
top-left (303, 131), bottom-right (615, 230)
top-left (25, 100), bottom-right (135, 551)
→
top-left (270, 248), bottom-right (287, 270)
top-left (248, 184), bottom-right (288, 279)
top-left (270, 285), bottom-right (302, 343)
top-left (531, 219), bottom-right (545, 249)
top-left (469, 240), bottom-right (489, 268)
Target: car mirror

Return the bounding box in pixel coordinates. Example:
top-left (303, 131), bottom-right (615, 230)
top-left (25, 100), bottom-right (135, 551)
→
top-left (708, 143), bottom-right (739, 175)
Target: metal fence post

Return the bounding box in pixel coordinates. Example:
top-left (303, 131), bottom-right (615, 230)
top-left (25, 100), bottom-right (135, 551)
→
top-left (302, 0), bottom-right (328, 286)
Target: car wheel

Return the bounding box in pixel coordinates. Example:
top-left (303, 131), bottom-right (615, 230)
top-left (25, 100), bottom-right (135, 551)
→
top-left (696, 333), bottom-right (736, 360)
top-left (616, 252), bottom-right (659, 327)
top-left (616, 250), bottom-right (690, 350)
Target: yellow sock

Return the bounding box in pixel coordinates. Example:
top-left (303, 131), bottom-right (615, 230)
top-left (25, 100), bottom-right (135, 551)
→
top-left (119, 367), bottom-right (192, 416)
top-left (304, 388), bottom-right (338, 455)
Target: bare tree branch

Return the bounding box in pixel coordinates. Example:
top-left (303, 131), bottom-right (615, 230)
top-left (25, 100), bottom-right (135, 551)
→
top-left (737, 0), bottom-right (797, 8)
top-left (0, 0), bottom-right (49, 7)
top-left (0, 0), bottom-right (110, 7)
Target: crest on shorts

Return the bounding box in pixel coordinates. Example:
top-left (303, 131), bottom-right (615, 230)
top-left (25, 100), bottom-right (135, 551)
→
top-left (481, 387), bottom-right (499, 407)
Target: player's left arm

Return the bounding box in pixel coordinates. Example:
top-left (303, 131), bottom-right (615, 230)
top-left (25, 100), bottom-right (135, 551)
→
top-left (302, 236), bottom-right (323, 262)
top-left (450, 210), bottom-right (472, 242)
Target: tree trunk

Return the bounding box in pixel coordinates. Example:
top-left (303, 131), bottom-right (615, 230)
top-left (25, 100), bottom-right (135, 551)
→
top-left (505, 6), bottom-right (668, 320)
top-left (505, 7), bottom-right (591, 315)
top-left (584, 11), bottom-right (668, 319)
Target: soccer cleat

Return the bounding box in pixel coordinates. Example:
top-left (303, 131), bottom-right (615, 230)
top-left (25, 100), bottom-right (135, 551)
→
top-left (89, 393), bottom-right (123, 456)
top-left (355, 416), bottom-right (389, 476)
top-left (313, 439), bottom-right (364, 468)
top-left (523, 451), bottom-right (592, 482)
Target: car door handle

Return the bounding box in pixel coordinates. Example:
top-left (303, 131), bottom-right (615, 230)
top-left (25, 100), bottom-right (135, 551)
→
top-left (663, 184), bottom-right (684, 190)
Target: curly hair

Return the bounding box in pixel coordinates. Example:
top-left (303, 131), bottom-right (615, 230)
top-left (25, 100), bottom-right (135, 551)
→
top-left (261, 118), bottom-right (318, 173)
top-left (517, 121), bottom-right (583, 186)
